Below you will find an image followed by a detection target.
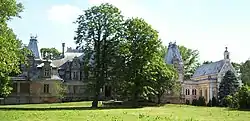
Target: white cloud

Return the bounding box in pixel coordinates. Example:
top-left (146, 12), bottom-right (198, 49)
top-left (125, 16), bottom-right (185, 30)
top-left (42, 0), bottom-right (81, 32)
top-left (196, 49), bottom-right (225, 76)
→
top-left (47, 4), bottom-right (82, 24)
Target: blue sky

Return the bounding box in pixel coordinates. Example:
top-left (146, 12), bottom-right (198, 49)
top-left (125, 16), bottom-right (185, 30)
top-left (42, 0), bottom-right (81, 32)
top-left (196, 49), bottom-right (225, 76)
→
top-left (9, 0), bottom-right (250, 63)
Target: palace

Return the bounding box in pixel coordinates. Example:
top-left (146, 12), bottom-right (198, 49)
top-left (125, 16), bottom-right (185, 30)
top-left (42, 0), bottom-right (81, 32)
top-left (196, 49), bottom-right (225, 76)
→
top-left (165, 42), bottom-right (242, 104)
top-left (0, 37), bottom-right (242, 104)
top-left (1, 36), bottom-right (111, 104)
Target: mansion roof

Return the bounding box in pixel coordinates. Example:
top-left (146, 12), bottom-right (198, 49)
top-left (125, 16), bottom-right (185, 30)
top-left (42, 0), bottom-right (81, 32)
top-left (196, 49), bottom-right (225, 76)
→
top-left (192, 60), bottom-right (225, 78)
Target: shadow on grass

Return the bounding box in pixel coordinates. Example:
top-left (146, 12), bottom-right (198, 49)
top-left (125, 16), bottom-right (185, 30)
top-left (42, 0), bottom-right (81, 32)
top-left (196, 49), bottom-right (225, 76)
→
top-left (227, 108), bottom-right (250, 112)
top-left (0, 106), bottom-right (143, 111)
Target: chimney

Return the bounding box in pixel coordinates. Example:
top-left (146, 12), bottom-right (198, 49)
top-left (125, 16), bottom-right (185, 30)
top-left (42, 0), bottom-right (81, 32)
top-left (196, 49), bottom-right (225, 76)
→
top-left (62, 43), bottom-right (65, 58)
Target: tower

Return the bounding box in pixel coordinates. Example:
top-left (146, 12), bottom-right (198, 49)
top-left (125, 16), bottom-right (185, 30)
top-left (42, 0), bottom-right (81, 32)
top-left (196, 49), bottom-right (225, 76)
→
top-left (28, 35), bottom-right (40, 59)
top-left (164, 42), bottom-right (184, 82)
top-left (224, 47), bottom-right (230, 60)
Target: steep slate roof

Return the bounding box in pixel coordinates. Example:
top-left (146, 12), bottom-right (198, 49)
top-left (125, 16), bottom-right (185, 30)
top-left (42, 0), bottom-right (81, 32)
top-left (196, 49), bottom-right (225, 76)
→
top-left (164, 42), bottom-right (183, 65)
top-left (192, 60), bottom-right (225, 78)
top-left (28, 36), bottom-right (40, 59)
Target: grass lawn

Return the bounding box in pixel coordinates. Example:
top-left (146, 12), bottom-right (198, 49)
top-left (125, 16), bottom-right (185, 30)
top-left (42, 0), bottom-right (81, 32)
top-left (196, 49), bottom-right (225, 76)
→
top-left (0, 102), bottom-right (249, 121)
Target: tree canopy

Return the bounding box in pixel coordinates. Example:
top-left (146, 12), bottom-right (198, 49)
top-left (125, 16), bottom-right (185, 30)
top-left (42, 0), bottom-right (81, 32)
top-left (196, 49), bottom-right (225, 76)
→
top-left (240, 60), bottom-right (250, 86)
top-left (218, 70), bottom-right (239, 106)
top-left (74, 3), bottom-right (124, 107)
top-left (40, 48), bottom-right (61, 60)
top-left (0, 0), bottom-right (27, 96)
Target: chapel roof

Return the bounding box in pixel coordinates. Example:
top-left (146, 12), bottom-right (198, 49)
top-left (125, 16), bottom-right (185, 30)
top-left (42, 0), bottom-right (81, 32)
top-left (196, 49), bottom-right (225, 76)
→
top-left (192, 60), bottom-right (225, 78)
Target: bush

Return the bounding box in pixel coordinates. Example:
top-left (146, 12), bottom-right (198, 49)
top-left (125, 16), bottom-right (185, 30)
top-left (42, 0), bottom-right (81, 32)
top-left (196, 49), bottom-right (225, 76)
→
top-left (192, 99), bottom-right (198, 106)
top-left (238, 85), bottom-right (250, 109)
top-left (207, 100), bottom-right (212, 107)
top-left (197, 96), bottom-right (206, 106)
top-left (212, 96), bottom-right (218, 106)
top-left (186, 100), bottom-right (190, 105)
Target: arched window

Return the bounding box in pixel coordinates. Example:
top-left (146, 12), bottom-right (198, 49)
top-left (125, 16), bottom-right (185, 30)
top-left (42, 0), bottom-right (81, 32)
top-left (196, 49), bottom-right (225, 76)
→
top-left (188, 89), bottom-right (190, 95)
top-left (195, 89), bottom-right (197, 95)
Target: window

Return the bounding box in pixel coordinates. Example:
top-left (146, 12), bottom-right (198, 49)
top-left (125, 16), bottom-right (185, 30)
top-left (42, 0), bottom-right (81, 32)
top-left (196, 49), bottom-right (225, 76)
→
top-left (20, 83), bottom-right (30, 93)
top-left (44, 84), bottom-right (49, 93)
top-left (73, 72), bottom-right (77, 79)
top-left (200, 90), bottom-right (202, 97)
top-left (12, 83), bottom-right (18, 93)
top-left (44, 69), bottom-right (50, 77)
top-left (194, 89), bottom-right (197, 95)
top-left (73, 85), bottom-right (78, 94)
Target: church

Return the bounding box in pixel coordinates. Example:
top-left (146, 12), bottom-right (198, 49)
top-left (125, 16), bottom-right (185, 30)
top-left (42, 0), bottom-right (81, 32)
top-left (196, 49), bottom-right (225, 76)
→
top-left (164, 42), bottom-right (242, 104)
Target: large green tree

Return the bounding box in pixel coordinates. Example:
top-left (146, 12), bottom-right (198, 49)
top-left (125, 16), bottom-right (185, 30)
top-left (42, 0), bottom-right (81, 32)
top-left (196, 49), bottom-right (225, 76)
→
top-left (122, 18), bottom-right (162, 106)
top-left (149, 55), bottom-right (178, 104)
top-left (74, 3), bottom-right (124, 108)
top-left (240, 60), bottom-right (250, 85)
top-left (0, 0), bottom-right (27, 97)
top-left (218, 70), bottom-right (239, 106)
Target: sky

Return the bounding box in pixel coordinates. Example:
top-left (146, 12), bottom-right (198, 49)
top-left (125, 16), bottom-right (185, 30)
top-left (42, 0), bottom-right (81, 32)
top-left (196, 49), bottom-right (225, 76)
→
top-left (8, 0), bottom-right (250, 63)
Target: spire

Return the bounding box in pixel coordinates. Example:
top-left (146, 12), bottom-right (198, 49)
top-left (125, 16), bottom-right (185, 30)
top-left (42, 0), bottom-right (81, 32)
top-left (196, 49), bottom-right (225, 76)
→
top-left (28, 35), bottom-right (40, 59)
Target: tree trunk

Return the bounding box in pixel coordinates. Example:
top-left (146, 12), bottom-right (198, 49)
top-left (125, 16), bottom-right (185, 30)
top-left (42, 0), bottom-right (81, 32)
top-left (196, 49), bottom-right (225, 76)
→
top-left (157, 94), bottom-right (161, 104)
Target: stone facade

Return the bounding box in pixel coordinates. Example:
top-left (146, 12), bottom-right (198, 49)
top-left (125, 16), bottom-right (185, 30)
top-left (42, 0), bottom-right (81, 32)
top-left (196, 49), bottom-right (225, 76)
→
top-left (1, 36), bottom-right (109, 104)
top-left (183, 47), bottom-right (242, 103)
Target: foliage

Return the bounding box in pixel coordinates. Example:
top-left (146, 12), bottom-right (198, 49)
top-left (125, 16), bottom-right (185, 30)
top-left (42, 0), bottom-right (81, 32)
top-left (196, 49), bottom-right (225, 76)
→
top-left (192, 99), bottom-right (198, 106)
top-left (207, 100), bottom-right (212, 107)
top-left (218, 70), bottom-right (239, 106)
top-left (122, 17), bottom-right (162, 106)
top-left (162, 45), bottom-right (200, 80)
top-left (237, 85), bottom-right (250, 109)
top-left (0, 0), bottom-right (27, 97)
top-left (147, 52), bottom-right (178, 104)
top-left (74, 3), bottom-right (124, 107)
top-left (0, 0), bottom-right (23, 23)
top-left (212, 96), bottom-right (218, 107)
top-left (240, 60), bottom-right (250, 85)
top-left (54, 81), bottom-right (67, 99)
top-left (178, 46), bottom-right (200, 80)
top-left (40, 48), bottom-right (61, 60)
top-left (197, 96), bottom-right (206, 106)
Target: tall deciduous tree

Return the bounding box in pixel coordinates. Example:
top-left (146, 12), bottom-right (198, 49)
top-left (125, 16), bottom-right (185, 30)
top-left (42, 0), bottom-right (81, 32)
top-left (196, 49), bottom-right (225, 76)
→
top-left (0, 0), bottom-right (27, 97)
top-left (122, 18), bottom-right (162, 106)
top-left (74, 3), bottom-right (124, 108)
top-left (149, 55), bottom-right (178, 104)
top-left (218, 70), bottom-right (239, 106)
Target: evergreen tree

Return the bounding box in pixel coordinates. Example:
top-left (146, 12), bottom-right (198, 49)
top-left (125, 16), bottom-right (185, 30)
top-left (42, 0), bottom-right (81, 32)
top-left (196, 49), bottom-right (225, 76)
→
top-left (218, 70), bottom-right (239, 106)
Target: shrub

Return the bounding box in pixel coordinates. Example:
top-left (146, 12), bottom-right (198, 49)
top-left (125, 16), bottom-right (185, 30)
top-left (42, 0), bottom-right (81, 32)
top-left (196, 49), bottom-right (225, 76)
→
top-left (197, 96), bottom-right (206, 106)
top-left (186, 100), bottom-right (190, 105)
top-left (192, 99), bottom-right (198, 106)
top-left (207, 100), bottom-right (212, 107)
top-left (238, 85), bottom-right (250, 109)
top-left (212, 96), bottom-right (218, 106)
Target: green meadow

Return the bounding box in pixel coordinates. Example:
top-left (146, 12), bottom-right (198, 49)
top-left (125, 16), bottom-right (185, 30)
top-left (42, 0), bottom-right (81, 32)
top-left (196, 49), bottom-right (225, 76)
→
top-left (0, 102), bottom-right (249, 121)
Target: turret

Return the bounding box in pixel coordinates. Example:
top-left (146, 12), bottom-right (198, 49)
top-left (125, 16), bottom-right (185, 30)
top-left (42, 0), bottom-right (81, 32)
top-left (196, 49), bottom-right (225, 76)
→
top-left (28, 35), bottom-right (40, 59)
top-left (224, 47), bottom-right (230, 61)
